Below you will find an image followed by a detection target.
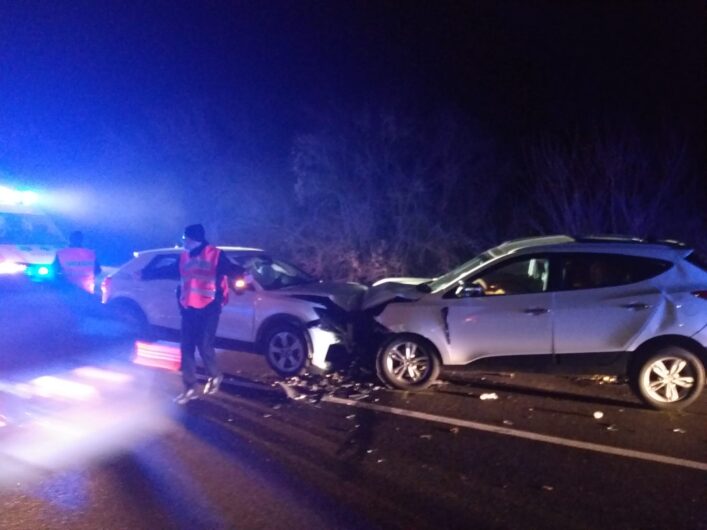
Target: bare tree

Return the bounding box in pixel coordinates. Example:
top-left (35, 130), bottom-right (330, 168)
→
top-left (522, 125), bottom-right (704, 246)
top-left (287, 106), bottom-right (500, 281)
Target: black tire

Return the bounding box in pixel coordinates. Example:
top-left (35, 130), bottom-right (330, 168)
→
top-left (108, 300), bottom-right (151, 339)
top-left (376, 334), bottom-right (441, 391)
top-left (262, 322), bottom-right (310, 377)
top-left (631, 346), bottom-right (705, 411)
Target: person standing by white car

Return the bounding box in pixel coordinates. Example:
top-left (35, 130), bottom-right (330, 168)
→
top-left (174, 224), bottom-right (238, 404)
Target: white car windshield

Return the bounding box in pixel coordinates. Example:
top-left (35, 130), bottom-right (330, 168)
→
top-left (235, 255), bottom-right (316, 290)
top-left (425, 251), bottom-right (494, 292)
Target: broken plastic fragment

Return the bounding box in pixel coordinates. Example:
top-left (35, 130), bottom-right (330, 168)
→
top-left (419, 434), bottom-right (432, 440)
top-left (593, 411), bottom-right (604, 420)
top-left (606, 424), bottom-right (618, 432)
top-left (541, 485), bottom-right (554, 492)
top-left (449, 427), bottom-right (460, 434)
top-left (672, 428), bottom-right (686, 434)
top-left (502, 420), bottom-right (513, 426)
top-left (345, 414), bottom-right (356, 420)
top-left (276, 381), bottom-right (302, 400)
top-left (480, 393), bottom-right (498, 400)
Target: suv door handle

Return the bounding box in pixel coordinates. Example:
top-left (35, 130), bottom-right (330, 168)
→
top-left (523, 307), bottom-right (549, 315)
top-left (621, 302), bottom-right (650, 311)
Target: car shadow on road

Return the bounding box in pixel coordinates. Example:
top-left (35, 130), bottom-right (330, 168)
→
top-left (178, 399), bottom-right (379, 530)
top-left (101, 448), bottom-right (231, 530)
top-left (179, 393), bottom-right (480, 530)
top-left (436, 373), bottom-right (646, 410)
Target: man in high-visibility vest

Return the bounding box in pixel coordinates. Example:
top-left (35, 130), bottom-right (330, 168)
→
top-left (174, 223), bottom-right (237, 405)
top-left (54, 231), bottom-right (101, 294)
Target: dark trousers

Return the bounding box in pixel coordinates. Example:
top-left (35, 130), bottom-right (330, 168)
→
top-left (180, 301), bottom-right (222, 389)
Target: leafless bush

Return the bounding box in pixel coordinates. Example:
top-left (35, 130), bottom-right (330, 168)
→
top-left (284, 107), bottom-right (500, 281)
top-left (522, 125), bottom-right (704, 247)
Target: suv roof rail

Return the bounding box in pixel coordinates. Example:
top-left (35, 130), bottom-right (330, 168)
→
top-left (573, 234), bottom-right (689, 248)
top-left (499, 234), bottom-right (573, 245)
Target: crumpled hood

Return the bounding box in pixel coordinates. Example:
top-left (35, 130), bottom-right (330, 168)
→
top-left (361, 280), bottom-right (427, 310)
top-left (280, 279), bottom-right (429, 313)
top-left (279, 281), bottom-right (368, 312)
top-left (0, 244), bottom-right (59, 266)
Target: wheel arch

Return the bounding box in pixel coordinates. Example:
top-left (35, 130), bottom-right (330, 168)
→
top-left (630, 334), bottom-right (707, 374)
top-left (256, 313), bottom-right (312, 355)
top-left (107, 296), bottom-right (149, 323)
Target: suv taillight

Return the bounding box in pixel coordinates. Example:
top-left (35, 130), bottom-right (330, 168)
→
top-left (101, 276), bottom-right (112, 304)
top-left (692, 290), bottom-right (707, 300)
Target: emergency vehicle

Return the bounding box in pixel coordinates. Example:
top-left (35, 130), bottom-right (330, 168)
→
top-left (0, 185), bottom-right (66, 280)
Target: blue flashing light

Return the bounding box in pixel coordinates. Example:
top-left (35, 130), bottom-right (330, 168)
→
top-left (0, 186), bottom-right (40, 206)
top-left (25, 263), bottom-right (55, 281)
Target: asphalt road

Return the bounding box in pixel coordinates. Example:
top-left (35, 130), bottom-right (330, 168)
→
top-left (1, 285), bottom-right (706, 530)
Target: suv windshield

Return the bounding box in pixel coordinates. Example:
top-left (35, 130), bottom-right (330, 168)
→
top-left (426, 252), bottom-right (494, 292)
top-left (234, 255), bottom-right (315, 290)
top-left (0, 212), bottom-right (66, 245)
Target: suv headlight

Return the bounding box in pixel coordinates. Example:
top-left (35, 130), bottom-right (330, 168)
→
top-left (313, 306), bottom-right (347, 334)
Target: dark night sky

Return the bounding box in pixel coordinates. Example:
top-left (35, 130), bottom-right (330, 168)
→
top-left (0, 1), bottom-right (704, 261)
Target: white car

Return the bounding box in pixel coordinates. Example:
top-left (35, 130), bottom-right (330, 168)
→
top-left (102, 247), bottom-right (365, 376)
top-left (368, 236), bottom-right (707, 410)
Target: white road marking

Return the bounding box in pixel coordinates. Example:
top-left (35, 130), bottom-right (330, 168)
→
top-left (322, 395), bottom-right (707, 472)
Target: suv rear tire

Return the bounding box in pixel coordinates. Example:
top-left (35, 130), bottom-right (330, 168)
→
top-left (376, 334), bottom-right (441, 390)
top-left (108, 300), bottom-right (151, 339)
top-left (632, 346), bottom-right (705, 410)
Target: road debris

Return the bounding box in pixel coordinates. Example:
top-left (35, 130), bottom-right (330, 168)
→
top-left (480, 393), bottom-right (498, 400)
top-left (449, 427), bottom-right (460, 434)
top-left (419, 434), bottom-right (432, 440)
top-left (502, 420), bottom-right (514, 426)
top-left (276, 381), bottom-right (303, 400)
top-left (593, 411), bottom-right (604, 420)
top-left (606, 424), bottom-right (618, 432)
top-left (672, 428), bottom-right (686, 434)
top-left (541, 485), bottom-right (554, 492)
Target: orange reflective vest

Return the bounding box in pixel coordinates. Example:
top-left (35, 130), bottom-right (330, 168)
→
top-left (179, 245), bottom-right (229, 309)
top-left (56, 247), bottom-right (96, 294)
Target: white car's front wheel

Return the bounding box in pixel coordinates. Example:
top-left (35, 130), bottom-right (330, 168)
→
top-left (263, 323), bottom-right (309, 377)
top-left (634, 347), bottom-right (705, 410)
top-left (376, 334), bottom-right (440, 390)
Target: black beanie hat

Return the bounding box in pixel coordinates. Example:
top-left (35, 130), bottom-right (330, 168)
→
top-left (184, 223), bottom-right (206, 242)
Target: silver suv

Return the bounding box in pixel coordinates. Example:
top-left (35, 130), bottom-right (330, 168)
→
top-left (368, 236), bottom-right (707, 410)
top-left (102, 247), bottom-right (365, 377)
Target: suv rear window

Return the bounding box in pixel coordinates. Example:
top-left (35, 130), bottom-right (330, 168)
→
top-left (559, 254), bottom-right (672, 290)
top-left (685, 251), bottom-right (707, 272)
